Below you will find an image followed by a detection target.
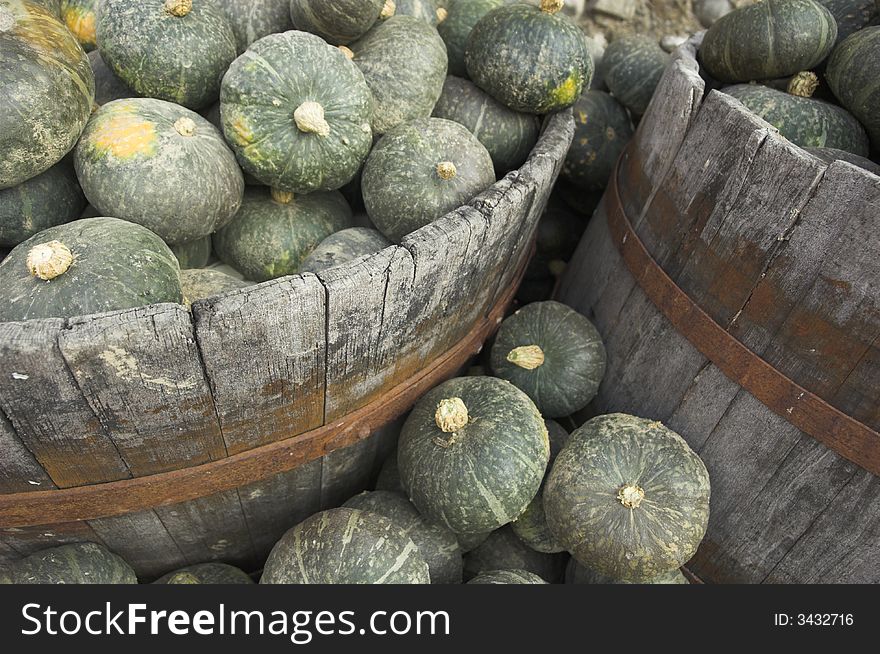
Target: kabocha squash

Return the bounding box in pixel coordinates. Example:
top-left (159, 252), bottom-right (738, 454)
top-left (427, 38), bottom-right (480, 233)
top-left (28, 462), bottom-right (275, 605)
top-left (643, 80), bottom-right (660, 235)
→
top-left (397, 376), bottom-right (550, 535)
top-left (0, 217), bottom-right (183, 322)
top-left (344, 490), bottom-right (463, 584)
top-left (0, 157), bottom-right (86, 247)
top-left (433, 76), bottom-right (540, 174)
top-left (565, 559), bottom-right (688, 585)
top-left (220, 0), bottom-right (292, 53)
top-left (221, 31), bottom-right (373, 194)
top-left (213, 187), bottom-right (353, 282)
top-left (75, 98), bottom-right (245, 244)
top-left (389, 0), bottom-right (440, 25)
top-left (89, 50), bottom-right (135, 105)
top-left (817, 0), bottom-right (877, 44)
top-left (464, 526), bottom-right (567, 583)
top-left (0, 543), bottom-right (137, 584)
top-left (467, 569), bottom-right (547, 584)
top-left (171, 235), bottom-right (212, 269)
top-left (60, 0), bottom-right (96, 51)
top-left (465, 1), bottom-right (592, 114)
top-left (806, 146), bottom-right (880, 175)
top-left (0, 0), bottom-right (95, 190)
top-left (299, 227), bottom-right (391, 273)
top-left (362, 118), bottom-right (494, 242)
top-left (180, 269), bottom-right (252, 304)
top-left (563, 90), bottom-right (633, 191)
top-left (534, 194), bottom-right (590, 265)
top-left (723, 80), bottom-right (870, 156)
top-left (261, 508), bottom-right (430, 584)
top-left (349, 15), bottom-right (448, 135)
top-left (826, 26), bottom-right (880, 150)
top-left (31, 0), bottom-right (60, 16)
top-left (456, 530), bottom-right (492, 553)
top-left (699, 0), bottom-right (837, 83)
top-left (288, 0), bottom-right (386, 45)
top-left (154, 562), bottom-right (254, 584)
top-left (491, 301), bottom-right (606, 418)
top-left (544, 414), bottom-right (711, 582)
top-left (375, 447), bottom-right (405, 494)
top-left (437, 0), bottom-right (507, 77)
top-left (599, 36), bottom-right (669, 117)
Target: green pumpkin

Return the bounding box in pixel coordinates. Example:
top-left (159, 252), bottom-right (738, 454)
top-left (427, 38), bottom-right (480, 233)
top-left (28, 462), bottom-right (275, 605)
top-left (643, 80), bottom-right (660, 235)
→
top-left (467, 569), bottom-right (547, 584)
top-left (0, 542), bottom-right (137, 584)
top-left (544, 413), bottom-right (711, 583)
top-left (221, 31), bottom-right (373, 194)
top-left (599, 36), bottom-right (669, 117)
top-left (817, 0), bottom-right (877, 44)
top-left (60, 0), bottom-right (96, 51)
top-left (171, 235), bottom-right (212, 269)
top-left (455, 530), bottom-right (492, 553)
top-left (563, 90), bottom-right (633, 191)
top-left (723, 82), bottom-right (870, 156)
top-left (0, 157), bottom-right (86, 247)
top-left (437, 0), bottom-right (507, 77)
top-left (362, 118), bottom-right (495, 242)
top-left (397, 376), bottom-right (550, 535)
top-left (826, 26), bottom-right (880, 150)
top-left (0, 0), bottom-right (95, 189)
top-left (375, 447), bottom-right (405, 494)
top-left (465, 2), bottom-right (592, 113)
top-left (180, 268), bottom-right (252, 304)
top-left (154, 562), bottom-right (254, 584)
top-left (699, 0), bottom-right (837, 83)
top-left (97, 0), bottom-right (237, 110)
top-left (490, 301), bottom-right (606, 418)
top-left (0, 217), bottom-right (183, 322)
top-left (464, 525), bottom-right (567, 582)
top-left (349, 15), bottom-right (448, 135)
top-left (510, 420), bottom-right (569, 554)
top-left (565, 559), bottom-right (689, 585)
top-left (344, 490), bottom-right (463, 584)
top-left (289, 0), bottom-right (386, 45)
top-left (75, 98), bottom-right (245, 244)
top-left (805, 146), bottom-right (880, 174)
top-left (220, 0), bottom-right (292, 52)
top-left (299, 227), bottom-right (391, 273)
top-left (31, 0), bottom-right (61, 16)
top-left (433, 75), bottom-right (541, 174)
top-left (213, 187), bottom-right (353, 282)
top-left (387, 0), bottom-right (439, 25)
top-left (89, 50), bottom-right (136, 105)
top-left (261, 507), bottom-right (430, 584)
top-left (534, 194), bottom-right (590, 265)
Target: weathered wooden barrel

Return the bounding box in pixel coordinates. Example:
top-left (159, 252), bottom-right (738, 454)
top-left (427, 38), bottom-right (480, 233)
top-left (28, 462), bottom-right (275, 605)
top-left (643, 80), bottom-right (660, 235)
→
top-left (0, 113), bottom-right (573, 579)
top-left (560, 36), bottom-right (880, 584)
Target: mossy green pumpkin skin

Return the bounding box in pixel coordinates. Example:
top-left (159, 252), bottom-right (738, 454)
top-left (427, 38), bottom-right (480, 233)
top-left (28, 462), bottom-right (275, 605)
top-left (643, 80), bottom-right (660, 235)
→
top-left (299, 227), bottom-right (391, 273)
top-left (180, 268), bottom-right (252, 304)
top-left (723, 83), bottom-right (870, 156)
top-left (565, 559), bottom-right (688, 585)
top-left (0, 1), bottom-right (95, 190)
top-left (563, 90), bottom-right (634, 190)
top-left (544, 413), bottom-right (711, 583)
top-left (699, 0), bottom-right (837, 83)
top-left (464, 525), bottom-right (566, 582)
top-left (826, 26), bottom-right (880, 149)
top-left (490, 301), bottom-right (606, 418)
top-left (154, 562), bottom-right (254, 584)
top-left (89, 50), bottom-right (136, 105)
top-left (433, 75), bottom-right (541, 174)
top-left (375, 447), bottom-right (405, 494)
top-left (75, 98), bottom-right (245, 244)
top-left (0, 217), bottom-right (183, 322)
top-left (467, 569), bottom-right (547, 584)
top-left (220, 0), bottom-right (292, 53)
top-left (97, 0), bottom-right (237, 110)
top-left (221, 31), bottom-right (373, 194)
top-left (465, 4), bottom-right (592, 113)
top-left (805, 146), bottom-right (880, 175)
top-left (599, 36), bottom-right (669, 117)
top-left (817, 0), bottom-right (877, 44)
top-left (350, 16), bottom-right (448, 135)
top-left (389, 0), bottom-right (439, 25)
top-left (344, 490), bottom-right (463, 584)
top-left (60, 0), bottom-right (96, 51)
top-left (0, 157), bottom-right (86, 247)
top-left (0, 543), bottom-right (137, 584)
top-left (438, 0), bottom-right (507, 77)
top-left (261, 508), bottom-right (430, 584)
top-left (171, 235), bottom-right (212, 269)
top-left (289, 0), bottom-right (384, 45)
top-left (397, 376), bottom-right (550, 535)
top-left (362, 118), bottom-right (495, 243)
top-left (213, 187), bottom-right (353, 282)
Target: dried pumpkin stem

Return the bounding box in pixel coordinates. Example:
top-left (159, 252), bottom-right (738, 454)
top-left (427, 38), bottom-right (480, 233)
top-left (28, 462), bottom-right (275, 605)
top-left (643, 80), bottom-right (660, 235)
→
top-left (436, 161), bottom-right (457, 180)
top-left (27, 241), bottom-right (74, 281)
top-left (270, 188), bottom-right (294, 204)
top-left (618, 483), bottom-right (645, 509)
top-left (381, 0), bottom-right (396, 19)
top-left (436, 7), bottom-right (448, 23)
top-left (174, 116), bottom-right (196, 136)
top-left (164, 0), bottom-right (192, 18)
top-left (787, 71), bottom-right (819, 98)
top-left (507, 345), bottom-right (545, 370)
top-left (338, 45), bottom-right (355, 60)
top-left (540, 0), bottom-right (565, 14)
top-left (294, 101), bottom-right (331, 137)
top-left (435, 397), bottom-right (469, 433)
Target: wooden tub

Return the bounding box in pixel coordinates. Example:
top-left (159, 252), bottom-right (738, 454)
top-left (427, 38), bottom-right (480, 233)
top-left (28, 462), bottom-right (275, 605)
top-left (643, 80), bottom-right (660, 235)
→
top-left (0, 113), bottom-right (574, 579)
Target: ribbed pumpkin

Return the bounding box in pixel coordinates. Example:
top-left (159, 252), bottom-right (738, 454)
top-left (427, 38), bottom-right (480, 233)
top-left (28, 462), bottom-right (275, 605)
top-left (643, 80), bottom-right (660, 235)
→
top-left (724, 80), bottom-right (870, 156)
top-left (826, 26), bottom-right (880, 150)
top-left (397, 376), bottom-right (550, 535)
top-left (299, 227), bottom-right (391, 273)
top-left (60, 0), bottom-right (96, 51)
top-left (213, 187), bottom-right (353, 282)
top-left (565, 559), bottom-right (688, 585)
top-left (464, 525), bottom-right (567, 582)
top-left (563, 90), bottom-right (633, 191)
top-left (221, 31), bottom-right (373, 194)
top-left (88, 50), bottom-right (135, 105)
top-left (699, 0), bottom-right (837, 82)
top-left (490, 301), bottom-right (606, 418)
top-left (344, 490), bottom-right (463, 584)
top-left (805, 146), bottom-right (880, 174)
top-left (0, 0), bottom-right (95, 190)
top-left (171, 235), bottom-right (212, 269)
top-left (433, 75), bottom-right (540, 174)
top-left (180, 268), bottom-right (252, 304)
top-left (362, 118), bottom-right (495, 242)
top-left (75, 98), bottom-right (245, 244)
top-left (220, 0), bottom-right (292, 52)
top-left (817, 0), bottom-right (877, 44)
top-left (154, 562), bottom-right (254, 584)
top-left (289, 0), bottom-right (386, 45)
top-left (437, 0), bottom-right (507, 77)
top-left (599, 36), bottom-right (669, 117)
top-left (97, 0), bottom-right (236, 110)
top-left (467, 569), bottom-right (547, 584)
top-left (261, 508), bottom-right (431, 584)
top-left (0, 543), bottom-right (137, 584)
top-left (465, 1), bottom-right (592, 113)
top-left (544, 414), bottom-right (711, 582)
top-left (350, 15), bottom-right (448, 135)
top-left (0, 157), bottom-right (86, 247)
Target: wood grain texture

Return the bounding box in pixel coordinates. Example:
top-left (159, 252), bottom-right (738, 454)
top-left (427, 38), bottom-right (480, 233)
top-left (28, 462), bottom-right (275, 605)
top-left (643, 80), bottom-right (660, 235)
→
top-left (0, 409), bottom-right (53, 492)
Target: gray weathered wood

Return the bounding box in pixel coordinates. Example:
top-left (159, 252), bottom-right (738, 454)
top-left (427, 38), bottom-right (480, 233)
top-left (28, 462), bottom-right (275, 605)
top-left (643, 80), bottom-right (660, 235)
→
top-left (0, 409), bottom-right (54, 492)
top-left (88, 511), bottom-right (189, 581)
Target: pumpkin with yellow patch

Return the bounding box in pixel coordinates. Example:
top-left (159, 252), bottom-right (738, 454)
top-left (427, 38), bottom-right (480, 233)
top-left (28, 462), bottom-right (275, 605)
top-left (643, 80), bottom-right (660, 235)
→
top-left (60, 0), bottom-right (97, 51)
